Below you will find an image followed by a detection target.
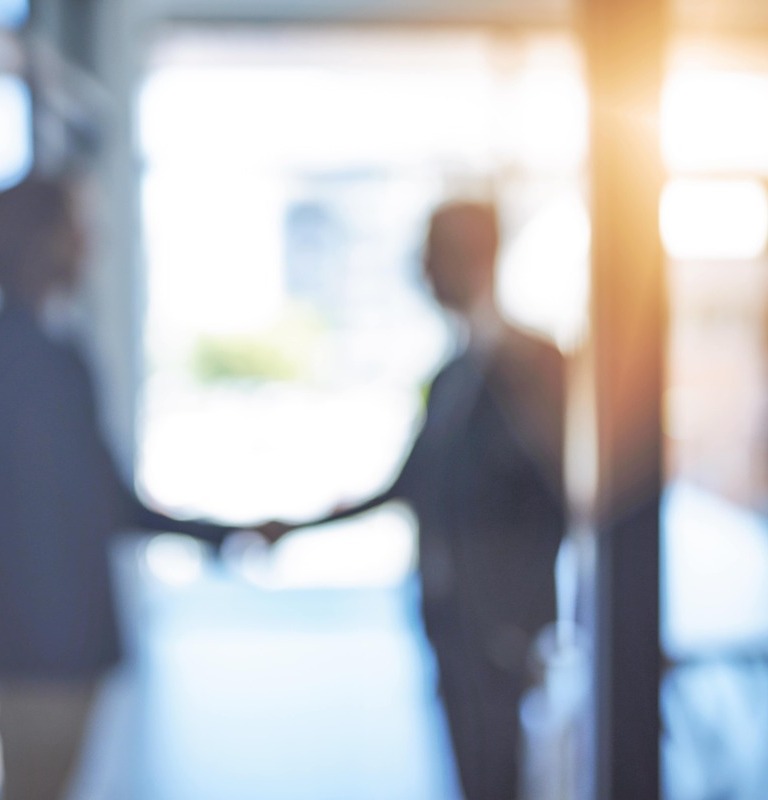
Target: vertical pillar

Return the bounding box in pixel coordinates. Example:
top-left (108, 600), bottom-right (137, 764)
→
top-left (581, 1), bottom-right (668, 798)
top-left (89, 0), bottom-right (143, 475)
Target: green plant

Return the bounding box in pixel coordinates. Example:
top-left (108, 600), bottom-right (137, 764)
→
top-left (191, 307), bottom-right (326, 384)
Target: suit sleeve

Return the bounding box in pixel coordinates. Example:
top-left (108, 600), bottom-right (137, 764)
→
top-left (115, 486), bottom-right (237, 545)
top-left (282, 373), bottom-right (446, 531)
top-left (387, 366), bottom-right (452, 503)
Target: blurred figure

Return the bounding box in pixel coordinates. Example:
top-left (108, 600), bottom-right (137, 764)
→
top-left (260, 201), bottom-right (566, 800)
top-left (0, 175), bottom-right (242, 800)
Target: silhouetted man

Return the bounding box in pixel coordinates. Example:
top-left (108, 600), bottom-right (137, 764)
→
top-left (0, 175), bottom-right (242, 800)
top-left (260, 200), bottom-right (566, 800)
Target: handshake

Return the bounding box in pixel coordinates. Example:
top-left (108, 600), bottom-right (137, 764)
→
top-left (243, 494), bottom-right (387, 547)
top-left (250, 519), bottom-right (297, 545)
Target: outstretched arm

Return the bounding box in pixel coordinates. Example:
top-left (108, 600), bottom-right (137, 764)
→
top-left (257, 485), bottom-right (400, 544)
top-left (119, 488), bottom-right (239, 547)
top-left (256, 384), bottom-right (434, 545)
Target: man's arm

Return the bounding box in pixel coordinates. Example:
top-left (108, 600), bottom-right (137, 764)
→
top-left (257, 373), bottom-right (441, 544)
top-left (118, 487), bottom-right (239, 546)
top-left (257, 486), bottom-right (399, 543)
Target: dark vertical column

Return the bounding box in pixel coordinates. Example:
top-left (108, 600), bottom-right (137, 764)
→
top-left (580, 1), bottom-right (668, 799)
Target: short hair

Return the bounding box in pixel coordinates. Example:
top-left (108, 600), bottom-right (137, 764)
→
top-left (0, 175), bottom-right (71, 292)
top-left (429, 200), bottom-right (499, 269)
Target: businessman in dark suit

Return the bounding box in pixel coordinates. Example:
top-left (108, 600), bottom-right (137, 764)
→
top-left (0, 175), bottom-right (242, 800)
top-left (260, 200), bottom-right (566, 800)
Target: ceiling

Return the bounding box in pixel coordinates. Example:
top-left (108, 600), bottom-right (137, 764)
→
top-left (133, 0), bottom-right (571, 27)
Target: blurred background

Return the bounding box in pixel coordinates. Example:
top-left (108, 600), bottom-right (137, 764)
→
top-left (2, 0), bottom-right (768, 798)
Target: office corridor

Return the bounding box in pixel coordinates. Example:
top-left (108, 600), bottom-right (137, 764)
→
top-left (63, 482), bottom-right (768, 800)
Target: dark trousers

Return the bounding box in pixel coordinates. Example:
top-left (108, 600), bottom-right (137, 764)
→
top-left (426, 598), bottom-right (527, 800)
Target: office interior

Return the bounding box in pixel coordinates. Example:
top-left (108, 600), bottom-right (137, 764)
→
top-left (2, 0), bottom-right (768, 797)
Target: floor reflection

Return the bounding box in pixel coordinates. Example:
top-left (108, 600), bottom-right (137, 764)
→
top-left (663, 483), bottom-right (768, 800)
top-left (67, 481), bottom-right (768, 800)
top-left (664, 656), bottom-right (768, 800)
top-left (71, 566), bottom-right (462, 800)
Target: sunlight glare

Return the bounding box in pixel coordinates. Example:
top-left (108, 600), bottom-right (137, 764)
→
top-left (662, 70), bottom-right (768, 173)
top-left (660, 179), bottom-right (768, 261)
top-left (498, 193), bottom-right (591, 347)
top-left (499, 70), bottom-right (587, 172)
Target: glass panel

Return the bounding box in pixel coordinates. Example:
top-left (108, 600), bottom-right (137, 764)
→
top-left (661, 42), bottom-right (768, 800)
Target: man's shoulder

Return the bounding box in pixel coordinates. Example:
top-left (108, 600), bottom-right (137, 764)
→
top-left (0, 305), bottom-right (89, 389)
top-left (497, 324), bottom-right (563, 371)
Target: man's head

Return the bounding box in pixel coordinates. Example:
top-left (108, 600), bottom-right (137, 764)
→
top-left (422, 200), bottom-right (499, 314)
top-left (0, 175), bottom-right (84, 307)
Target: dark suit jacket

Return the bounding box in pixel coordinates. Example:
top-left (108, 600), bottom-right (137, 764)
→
top-left (0, 302), bottom-right (232, 680)
top-left (391, 325), bottom-right (565, 671)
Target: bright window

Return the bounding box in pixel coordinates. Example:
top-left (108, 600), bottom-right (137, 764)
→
top-left (0, 74), bottom-right (31, 188)
top-left (137, 28), bottom-right (588, 588)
